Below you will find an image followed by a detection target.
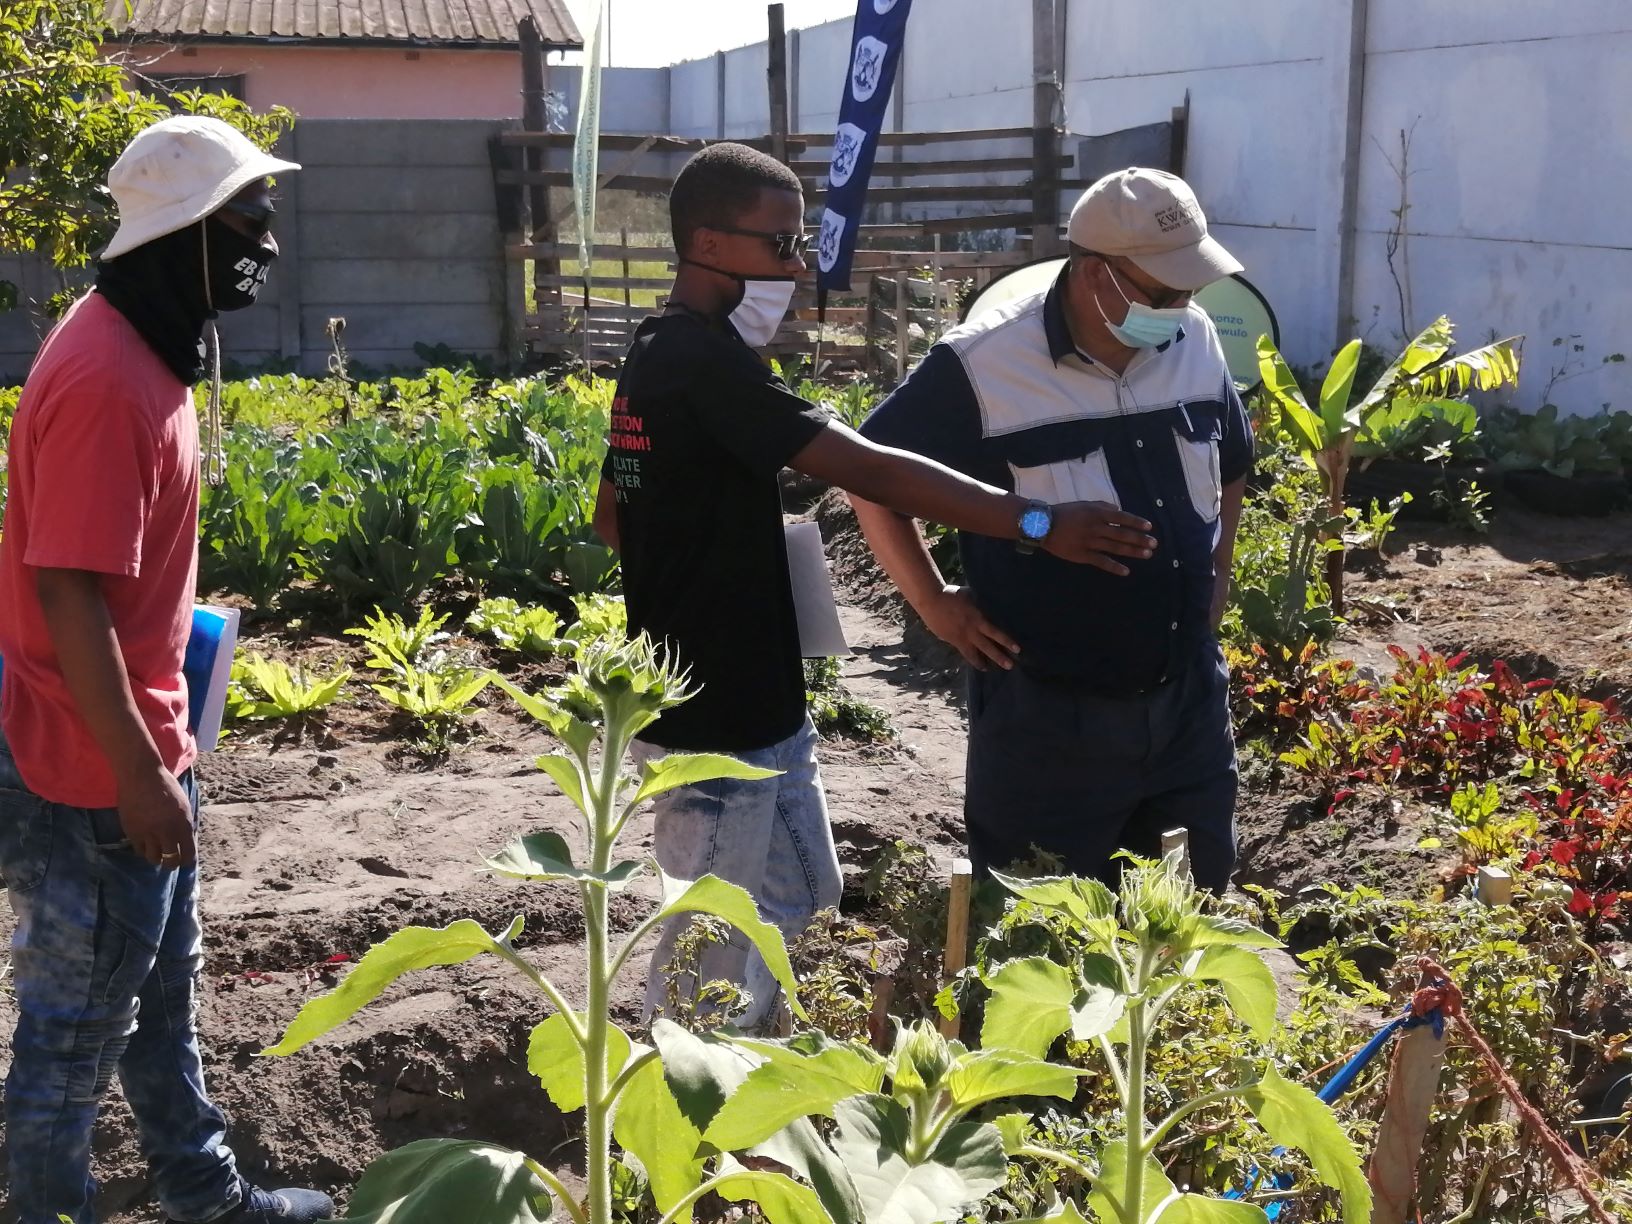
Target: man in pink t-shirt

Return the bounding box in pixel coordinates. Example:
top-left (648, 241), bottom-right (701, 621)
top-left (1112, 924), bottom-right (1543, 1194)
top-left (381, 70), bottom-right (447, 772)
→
top-left (0, 118), bottom-right (332, 1224)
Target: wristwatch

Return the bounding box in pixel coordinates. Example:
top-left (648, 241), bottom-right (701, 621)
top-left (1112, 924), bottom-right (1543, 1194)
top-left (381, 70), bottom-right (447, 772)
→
top-left (1016, 499), bottom-right (1053, 554)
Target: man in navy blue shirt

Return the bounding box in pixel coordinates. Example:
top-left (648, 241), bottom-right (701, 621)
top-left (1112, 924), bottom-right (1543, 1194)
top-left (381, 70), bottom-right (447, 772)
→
top-left (853, 168), bottom-right (1251, 891)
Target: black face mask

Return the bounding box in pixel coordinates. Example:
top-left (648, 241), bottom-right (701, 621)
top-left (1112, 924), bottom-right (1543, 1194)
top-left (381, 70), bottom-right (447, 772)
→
top-left (94, 215), bottom-right (276, 383)
top-left (204, 216), bottom-right (276, 312)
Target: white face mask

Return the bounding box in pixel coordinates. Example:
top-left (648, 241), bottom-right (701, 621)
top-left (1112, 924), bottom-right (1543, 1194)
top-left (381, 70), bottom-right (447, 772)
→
top-left (1094, 261), bottom-right (1188, 349)
top-left (728, 277), bottom-right (797, 348)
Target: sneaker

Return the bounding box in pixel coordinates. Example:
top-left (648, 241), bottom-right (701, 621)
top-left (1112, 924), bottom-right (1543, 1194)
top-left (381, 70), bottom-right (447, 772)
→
top-left (171, 1184), bottom-right (336, 1223)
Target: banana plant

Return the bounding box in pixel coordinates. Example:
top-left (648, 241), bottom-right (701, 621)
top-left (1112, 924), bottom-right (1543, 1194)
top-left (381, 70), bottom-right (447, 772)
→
top-left (1256, 317), bottom-right (1521, 613)
top-left (976, 858), bottom-right (1373, 1224)
top-left (262, 633), bottom-right (822, 1224)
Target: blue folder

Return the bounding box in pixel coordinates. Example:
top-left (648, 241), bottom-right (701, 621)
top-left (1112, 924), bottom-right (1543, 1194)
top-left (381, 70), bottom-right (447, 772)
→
top-left (0, 605), bottom-right (237, 748)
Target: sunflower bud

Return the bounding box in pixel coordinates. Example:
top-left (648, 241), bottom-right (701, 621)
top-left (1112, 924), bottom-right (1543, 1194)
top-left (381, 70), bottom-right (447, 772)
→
top-left (891, 1020), bottom-right (953, 1096)
top-left (1121, 853), bottom-right (1202, 951)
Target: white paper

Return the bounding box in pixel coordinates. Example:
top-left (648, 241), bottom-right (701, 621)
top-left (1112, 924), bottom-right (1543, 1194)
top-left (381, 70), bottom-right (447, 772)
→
top-left (785, 522), bottom-right (850, 658)
top-left (194, 604), bottom-right (241, 753)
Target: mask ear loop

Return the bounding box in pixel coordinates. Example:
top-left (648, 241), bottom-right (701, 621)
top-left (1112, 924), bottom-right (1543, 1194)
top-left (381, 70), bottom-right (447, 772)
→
top-left (200, 221), bottom-right (224, 488)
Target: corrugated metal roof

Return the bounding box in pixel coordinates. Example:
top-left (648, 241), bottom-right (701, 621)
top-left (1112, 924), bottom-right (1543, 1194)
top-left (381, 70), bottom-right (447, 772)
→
top-left (109, 0), bottom-right (582, 48)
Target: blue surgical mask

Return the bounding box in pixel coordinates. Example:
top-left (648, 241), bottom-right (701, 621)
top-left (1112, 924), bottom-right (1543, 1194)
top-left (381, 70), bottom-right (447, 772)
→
top-left (1095, 265), bottom-right (1187, 349)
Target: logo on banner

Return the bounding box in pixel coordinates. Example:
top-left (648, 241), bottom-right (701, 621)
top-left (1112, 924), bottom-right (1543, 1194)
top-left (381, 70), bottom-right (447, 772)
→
top-left (829, 123), bottom-right (867, 188)
top-left (851, 35), bottom-right (888, 101)
top-left (873, 0), bottom-right (900, 11)
top-left (818, 209), bottom-right (847, 274)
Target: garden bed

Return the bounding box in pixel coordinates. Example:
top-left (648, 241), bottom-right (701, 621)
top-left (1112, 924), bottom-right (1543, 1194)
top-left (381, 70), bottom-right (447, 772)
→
top-left (2, 436), bottom-right (1631, 1222)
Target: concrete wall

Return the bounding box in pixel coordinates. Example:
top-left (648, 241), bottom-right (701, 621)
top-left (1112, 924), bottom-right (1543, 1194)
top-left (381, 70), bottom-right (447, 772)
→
top-left (0, 118), bottom-right (513, 381)
top-left (1353, 1), bottom-right (1632, 413)
top-left (10, 5), bottom-right (1627, 408)
top-left (272, 118), bottom-right (513, 373)
top-left (1062, 1), bottom-right (1328, 372)
top-left (625, 2), bottom-right (1632, 414)
top-left (553, 65), bottom-right (671, 135)
top-left (132, 43), bottom-right (528, 120)
top-left (668, 56), bottom-right (720, 138)
top-left (793, 19), bottom-right (853, 137)
top-left (0, 256), bottom-right (66, 382)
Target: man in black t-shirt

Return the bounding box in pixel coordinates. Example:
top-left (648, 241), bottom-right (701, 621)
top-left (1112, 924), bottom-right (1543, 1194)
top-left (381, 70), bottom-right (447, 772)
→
top-left (594, 143), bottom-right (1162, 1026)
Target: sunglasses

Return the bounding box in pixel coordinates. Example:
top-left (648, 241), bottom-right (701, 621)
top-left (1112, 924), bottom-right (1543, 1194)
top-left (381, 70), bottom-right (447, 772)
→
top-left (712, 225), bottom-right (810, 261)
top-left (1101, 257), bottom-right (1189, 310)
top-left (219, 199), bottom-right (278, 238)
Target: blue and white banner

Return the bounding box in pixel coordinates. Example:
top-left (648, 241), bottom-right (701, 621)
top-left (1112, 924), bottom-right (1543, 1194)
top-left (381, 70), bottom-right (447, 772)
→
top-left (816, 0), bottom-right (914, 294)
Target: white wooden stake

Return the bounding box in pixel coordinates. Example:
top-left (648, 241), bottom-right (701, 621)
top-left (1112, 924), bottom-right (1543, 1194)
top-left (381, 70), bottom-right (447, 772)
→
top-left (1160, 827), bottom-right (1191, 879)
top-left (1476, 866), bottom-right (1513, 907)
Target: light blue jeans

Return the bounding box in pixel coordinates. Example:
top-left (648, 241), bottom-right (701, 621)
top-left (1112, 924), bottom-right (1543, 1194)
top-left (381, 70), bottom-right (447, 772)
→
top-left (635, 717), bottom-right (843, 1029)
top-left (0, 730), bottom-right (245, 1224)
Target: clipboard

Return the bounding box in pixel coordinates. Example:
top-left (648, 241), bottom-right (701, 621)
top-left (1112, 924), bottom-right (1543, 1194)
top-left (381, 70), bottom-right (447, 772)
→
top-left (785, 522), bottom-right (850, 658)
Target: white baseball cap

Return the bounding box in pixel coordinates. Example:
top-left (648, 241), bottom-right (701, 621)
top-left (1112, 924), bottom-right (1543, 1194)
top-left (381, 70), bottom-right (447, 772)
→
top-left (101, 115), bottom-right (300, 261)
top-left (1067, 167), bottom-right (1242, 292)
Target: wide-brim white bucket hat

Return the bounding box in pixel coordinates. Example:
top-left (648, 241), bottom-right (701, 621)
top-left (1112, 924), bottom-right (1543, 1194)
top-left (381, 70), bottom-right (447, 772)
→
top-left (102, 115), bottom-right (300, 261)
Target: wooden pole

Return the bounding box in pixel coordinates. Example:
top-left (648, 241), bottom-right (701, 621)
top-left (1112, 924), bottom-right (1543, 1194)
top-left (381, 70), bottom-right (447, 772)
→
top-left (1367, 970), bottom-right (1448, 1224)
top-left (767, 4), bottom-right (790, 166)
top-left (893, 270), bottom-right (908, 382)
top-left (490, 134), bottom-right (530, 369)
top-left (789, 27), bottom-right (802, 134)
top-left (939, 858), bottom-right (974, 1038)
top-left (620, 226), bottom-right (632, 312)
top-left (1030, 0), bottom-right (1062, 255)
top-left (868, 973), bottom-right (896, 1053)
top-left (519, 18), bottom-right (556, 283)
top-left (930, 232), bottom-right (944, 340)
top-left (715, 50), bottom-right (727, 140)
top-left (582, 281), bottom-right (592, 371)
top-left (864, 279), bottom-right (878, 378)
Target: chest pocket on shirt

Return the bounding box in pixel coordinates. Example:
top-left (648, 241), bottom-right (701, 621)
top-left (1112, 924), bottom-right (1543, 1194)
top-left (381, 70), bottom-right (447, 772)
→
top-left (1173, 405), bottom-right (1222, 523)
top-left (1007, 448), bottom-right (1119, 509)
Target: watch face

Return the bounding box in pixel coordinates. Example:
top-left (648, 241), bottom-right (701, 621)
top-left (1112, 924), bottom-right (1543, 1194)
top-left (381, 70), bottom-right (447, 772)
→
top-left (1021, 506), bottom-right (1052, 541)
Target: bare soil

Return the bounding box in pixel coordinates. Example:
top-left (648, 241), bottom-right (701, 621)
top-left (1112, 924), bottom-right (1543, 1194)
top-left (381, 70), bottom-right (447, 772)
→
top-left (2, 500), bottom-right (1629, 1221)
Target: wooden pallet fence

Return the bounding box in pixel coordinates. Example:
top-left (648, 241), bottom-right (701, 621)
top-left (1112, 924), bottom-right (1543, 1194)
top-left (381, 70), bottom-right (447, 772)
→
top-left (492, 110), bottom-right (1073, 370)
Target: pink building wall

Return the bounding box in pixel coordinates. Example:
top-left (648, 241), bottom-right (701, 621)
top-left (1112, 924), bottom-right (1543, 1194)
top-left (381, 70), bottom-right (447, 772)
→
top-left (134, 43), bottom-right (527, 120)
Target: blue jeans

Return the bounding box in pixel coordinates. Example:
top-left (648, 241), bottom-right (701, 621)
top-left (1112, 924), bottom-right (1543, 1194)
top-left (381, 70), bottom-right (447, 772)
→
top-left (0, 732), bottom-right (243, 1224)
top-left (636, 717), bottom-right (843, 1029)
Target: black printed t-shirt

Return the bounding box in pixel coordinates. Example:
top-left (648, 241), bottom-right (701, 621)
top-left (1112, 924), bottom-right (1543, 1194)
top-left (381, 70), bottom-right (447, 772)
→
top-left (602, 313), bottom-right (831, 751)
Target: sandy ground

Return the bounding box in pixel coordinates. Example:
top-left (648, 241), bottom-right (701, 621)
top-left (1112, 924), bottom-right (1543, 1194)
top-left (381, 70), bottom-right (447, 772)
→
top-left (1, 501), bottom-right (1629, 1221)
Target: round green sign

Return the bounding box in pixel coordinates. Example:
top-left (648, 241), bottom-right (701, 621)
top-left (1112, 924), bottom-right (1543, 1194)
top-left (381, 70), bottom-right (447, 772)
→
top-left (1193, 274), bottom-right (1280, 391)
